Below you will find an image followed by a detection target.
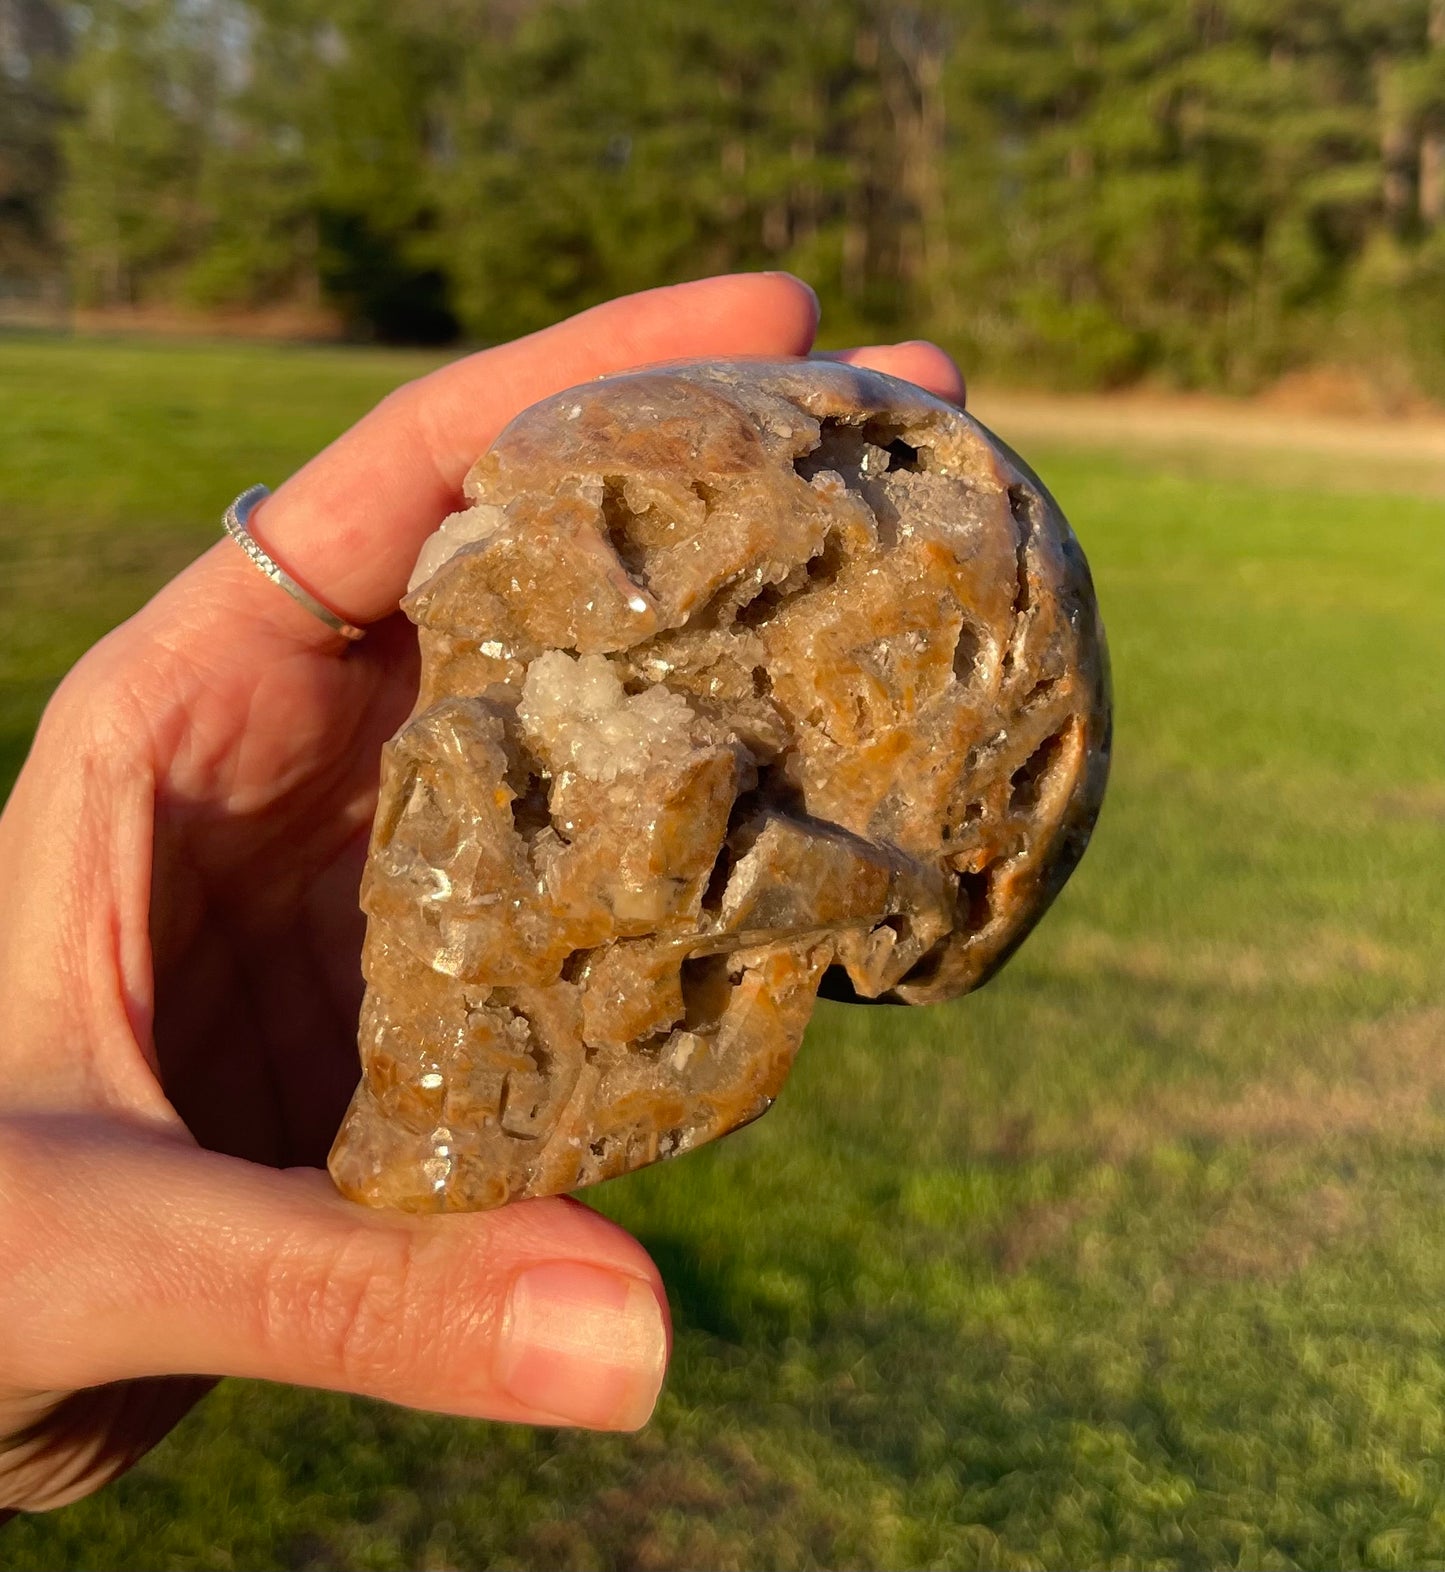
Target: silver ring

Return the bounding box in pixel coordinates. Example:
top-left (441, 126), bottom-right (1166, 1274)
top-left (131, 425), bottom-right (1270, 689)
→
top-left (222, 485), bottom-right (366, 642)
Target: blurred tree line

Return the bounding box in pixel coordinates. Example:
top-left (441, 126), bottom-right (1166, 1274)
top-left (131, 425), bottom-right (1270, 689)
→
top-left (4, 0), bottom-right (1445, 393)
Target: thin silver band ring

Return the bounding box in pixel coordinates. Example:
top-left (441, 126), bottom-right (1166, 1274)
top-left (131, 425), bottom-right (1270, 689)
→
top-left (222, 485), bottom-right (366, 642)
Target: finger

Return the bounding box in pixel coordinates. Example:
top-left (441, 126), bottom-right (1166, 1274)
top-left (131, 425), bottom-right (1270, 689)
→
top-left (0, 1375), bottom-right (214, 1513)
top-left (2, 1119), bottom-right (671, 1433)
top-left (193, 272), bottom-right (821, 644)
top-left (818, 341), bottom-right (967, 407)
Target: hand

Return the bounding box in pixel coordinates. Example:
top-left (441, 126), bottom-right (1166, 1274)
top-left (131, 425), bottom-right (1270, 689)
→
top-left (0, 273), bottom-right (966, 1514)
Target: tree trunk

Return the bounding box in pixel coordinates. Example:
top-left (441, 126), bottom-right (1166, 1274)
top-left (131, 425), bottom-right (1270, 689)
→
top-left (1377, 57), bottom-right (1413, 235)
top-left (842, 182), bottom-right (867, 301)
top-left (1421, 0), bottom-right (1445, 227)
top-left (879, 7), bottom-right (951, 324)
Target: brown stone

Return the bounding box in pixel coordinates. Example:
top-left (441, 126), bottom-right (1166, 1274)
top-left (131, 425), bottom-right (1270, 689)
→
top-left (328, 359), bottom-right (1111, 1212)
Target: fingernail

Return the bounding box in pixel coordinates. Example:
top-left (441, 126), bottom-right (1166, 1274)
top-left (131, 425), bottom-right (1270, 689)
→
top-left (496, 1262), bottom-right (668, 1430)
top-left (763, 270), bottom-right (820, 317)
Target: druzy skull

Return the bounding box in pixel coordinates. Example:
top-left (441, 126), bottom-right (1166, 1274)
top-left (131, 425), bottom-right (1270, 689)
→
top-left (328, 359), bottom-right (1111, 1212)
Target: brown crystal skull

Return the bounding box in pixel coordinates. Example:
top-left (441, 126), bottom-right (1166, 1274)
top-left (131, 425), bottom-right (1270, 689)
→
top-left (328, 359), bottom-right (1111, 1212)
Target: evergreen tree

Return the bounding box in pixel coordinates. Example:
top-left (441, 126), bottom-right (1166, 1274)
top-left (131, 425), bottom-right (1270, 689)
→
top-left (438, 0), bottom-right (949, 340)
top-left (60, 0), bottom-right (224, 305)
top-left (188, 0), bottom-right (462, 337)
top-left (34, 0), bottom-right (1445, 394)
top-left (0, 0), bottom-right (69, 280)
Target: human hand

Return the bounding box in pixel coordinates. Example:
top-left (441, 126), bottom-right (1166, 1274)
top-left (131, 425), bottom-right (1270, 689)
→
top-left (0, 273), bottom-right (966, 1514)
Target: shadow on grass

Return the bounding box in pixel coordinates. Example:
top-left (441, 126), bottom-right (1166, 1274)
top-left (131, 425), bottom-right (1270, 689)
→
top-left (646, 1231), bottom-right (805, 1347)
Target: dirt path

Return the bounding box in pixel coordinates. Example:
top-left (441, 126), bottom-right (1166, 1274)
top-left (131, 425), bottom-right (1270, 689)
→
top-left (966, 386), bottom-right (1445, 493)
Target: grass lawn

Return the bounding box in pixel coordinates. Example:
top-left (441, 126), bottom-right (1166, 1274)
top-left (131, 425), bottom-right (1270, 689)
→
top-left (4, 333), bottom-right (1445, 1571)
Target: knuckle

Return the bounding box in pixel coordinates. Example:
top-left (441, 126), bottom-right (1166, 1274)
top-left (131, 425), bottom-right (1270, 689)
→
top-left (258, 1227), bottom-right (464, 1399)
top-left (376, 376), bottom-right (425, 415)
top-left (383, 376), bottom-right (451, 476)
top-left (30, 635), bottom-right (146, 765)
top-left (374, 377), bottom-right (436, 453)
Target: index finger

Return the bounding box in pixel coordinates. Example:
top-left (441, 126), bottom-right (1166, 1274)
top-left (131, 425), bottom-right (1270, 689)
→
top-left (210, 273), bottom-right (822, 642)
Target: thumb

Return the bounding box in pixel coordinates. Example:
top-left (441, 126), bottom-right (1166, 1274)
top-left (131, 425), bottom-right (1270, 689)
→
top-left (1, 1118), bottom-right (670, 1432)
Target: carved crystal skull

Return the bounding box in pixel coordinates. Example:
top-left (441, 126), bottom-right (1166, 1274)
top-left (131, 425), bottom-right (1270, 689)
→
top-left (328, 359), bottom-right (1111, 1211)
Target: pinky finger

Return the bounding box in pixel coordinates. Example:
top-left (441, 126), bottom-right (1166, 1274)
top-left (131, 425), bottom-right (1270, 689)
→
top-left (817, 341), bottom-right (967, 407)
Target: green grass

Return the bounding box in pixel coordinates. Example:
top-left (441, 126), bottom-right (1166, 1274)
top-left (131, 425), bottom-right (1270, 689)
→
top-left (5, 333), bottom-right (1445, 1570)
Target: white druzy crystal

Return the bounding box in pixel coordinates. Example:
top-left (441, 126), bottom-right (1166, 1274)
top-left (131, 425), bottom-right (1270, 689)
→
top-left (518, 651), bottom-right (696, 782)
top-left (407, 503), bottom-right (507, 594)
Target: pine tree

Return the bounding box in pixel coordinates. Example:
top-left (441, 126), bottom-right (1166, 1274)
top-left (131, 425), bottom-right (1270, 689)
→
top-left (60, 0), bottom-right (222, 306)
top-left (437, 0), bottom-right (946, 341)
top-left (35, 0), bottom-right (1445, 393)
top-left (0, 0), bottom-right (69, 280)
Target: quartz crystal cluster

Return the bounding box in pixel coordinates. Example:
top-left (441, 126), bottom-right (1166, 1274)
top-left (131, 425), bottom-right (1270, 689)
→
top-left (328, 359), bottom-right (1111, 1211)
